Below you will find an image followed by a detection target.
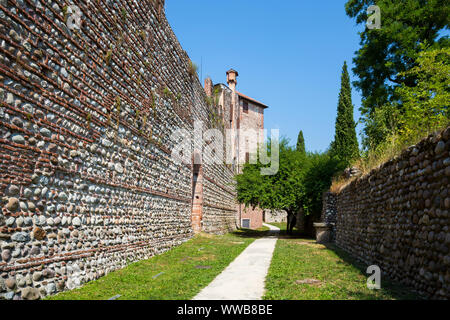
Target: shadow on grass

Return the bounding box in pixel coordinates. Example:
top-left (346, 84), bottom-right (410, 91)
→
top-left (231, 228), bottom-right (271, 238)
top-left (277, 229), bottom-right (315, 240)
top-left (264, 223), bottom-right (315, 240)
top-left (323, 242), bottom-right (422, 300)
top-left (231, 225), bottom-right (316, 239)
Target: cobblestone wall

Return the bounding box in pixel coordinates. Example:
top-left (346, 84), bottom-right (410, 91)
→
top-left (0, 0), bottom-right (237, 300)
top-left (264, 210), bottom-right (287, 224)
top-left (321, 192), bottom-right (337, 241)
top-left (335, 127), bottom-right (450, 299)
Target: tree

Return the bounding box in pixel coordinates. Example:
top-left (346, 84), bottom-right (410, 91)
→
top-left (362, 46), bottom-right (450, 152)
top-left (296, 130), bottom-right (306, 154)
top-left (345, 0), bottom-right (449, 147)
top-left (330, 62), bottom-right (359, 166)
top-left (395, 46), bottom-right (450, 142)
top-left (236, 139), bottom-right (345, 234)
top-left (360, 102), bottom-right (401, 151)
top-left (235, 139), bottom-right (307, 234)
top-left (302, 153), bottom-right (345, 216)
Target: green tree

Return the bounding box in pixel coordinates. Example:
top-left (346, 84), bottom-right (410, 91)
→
top-left (331, 62), bottom-right (359, 166)
top-left (363, 46), bottom-right (450, 153)
top-left (236, 139), bottom-right (307, 234)
top-left (236, 139), bottom-right (344, 234)
top-left (296, 130), bottom-right (306, 154)
top-left (360, 102), bottom-right (401, 151)
top-left (395, 46), bottom-right (450, 142)
top-left (302, 153), bottom-right (345, 216)
top-left (345, 0), bottom-right (449, 147)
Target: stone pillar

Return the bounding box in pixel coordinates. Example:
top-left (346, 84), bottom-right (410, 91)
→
top-left (191, 152), bottom-right (203, 233)
top-left (313, 223), bottom-right (331, 244)
top-left (321, 192), bottom-right (337, 242)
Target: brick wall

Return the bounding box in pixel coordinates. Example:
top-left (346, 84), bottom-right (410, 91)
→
top-left (238, 100), bottom-right (264, 164)
top-left (334, 127), bottom-right (450, 299)
top-left (240, 205), bottom-right (263, 230)
top-left (0, 0), bottom-right (237, 300)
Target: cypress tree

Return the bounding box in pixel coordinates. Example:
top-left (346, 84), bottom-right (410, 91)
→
top-left (331, 62), bottom-right (359, 165)
top-left (296, 130), bottom-right (306, 154)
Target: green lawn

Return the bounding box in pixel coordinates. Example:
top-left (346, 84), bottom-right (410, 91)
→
top-left (264, 223), bottom-right (420, 300)
top-left (47, 227), bottom-right (269, 300)
top-left (47, 222), bottom-right (419, 300)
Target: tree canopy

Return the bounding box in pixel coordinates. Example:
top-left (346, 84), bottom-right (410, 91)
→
top-left (236, 139), bottom-right (344, 218)
top-left (359, 45), bottom-right (450, 152)
top-left (236, 139), bottom-right (307, 216)
top-left (395, 46), bottom-right (450, 142)
top-left (345, 0), bottom-right (449, 148)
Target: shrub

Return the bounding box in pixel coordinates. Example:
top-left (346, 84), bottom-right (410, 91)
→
top-left (188, 61), bottom-right (198, 78)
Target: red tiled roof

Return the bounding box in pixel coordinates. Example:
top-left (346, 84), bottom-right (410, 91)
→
top-left (237, 91), bottom-right (269, 109)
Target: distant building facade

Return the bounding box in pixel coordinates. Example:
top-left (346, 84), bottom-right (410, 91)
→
top-left (204, 69), bottom-right (268, 229)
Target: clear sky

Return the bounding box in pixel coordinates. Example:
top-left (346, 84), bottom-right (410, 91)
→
top-left (166, 0), bottom-right (366, 153)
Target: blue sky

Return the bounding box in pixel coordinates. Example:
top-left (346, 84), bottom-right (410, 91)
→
top-left (166, 1), bottom-right (366, 153)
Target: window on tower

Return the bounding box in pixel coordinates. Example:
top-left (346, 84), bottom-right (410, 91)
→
top-left (243, 100), bottom-right (248, 114)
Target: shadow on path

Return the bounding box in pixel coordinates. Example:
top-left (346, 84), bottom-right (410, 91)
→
top-left (231, 224), bottom-right (287, 239)
top-left (230, 228), bottom-right (271, 239)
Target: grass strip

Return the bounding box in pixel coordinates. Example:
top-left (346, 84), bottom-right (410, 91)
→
top-left (47, 227), bottom-right (269, 300)
top-left (264, 223), bottom-right (420, 300)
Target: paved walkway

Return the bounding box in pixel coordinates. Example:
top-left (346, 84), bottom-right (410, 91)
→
top-left (193, 223), bottom-right (280, 300)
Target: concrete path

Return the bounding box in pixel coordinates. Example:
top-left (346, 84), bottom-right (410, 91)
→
top-left (193, 223), bottom-right (280, 300)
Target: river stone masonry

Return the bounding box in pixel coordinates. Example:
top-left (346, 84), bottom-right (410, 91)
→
top-left (0, 0), bottom-right (238, 299)
top-left (321, 192), bottom-right (337, 242)
top-left (334, 127), bottom-right (450, 299)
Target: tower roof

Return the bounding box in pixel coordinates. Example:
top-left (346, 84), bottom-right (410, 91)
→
top-left (226, 69), bottom-right (239, 77)
top-left (237, 91), bottom-right (269, 109)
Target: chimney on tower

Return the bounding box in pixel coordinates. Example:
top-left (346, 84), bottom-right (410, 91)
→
top-left (204, 77), bottom-right (213, 97)
top-left (226, 69), bottom-right (239, 92)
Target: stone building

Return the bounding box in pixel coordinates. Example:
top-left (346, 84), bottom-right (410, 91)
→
top-left (204, 69), bottom-right (269, 229)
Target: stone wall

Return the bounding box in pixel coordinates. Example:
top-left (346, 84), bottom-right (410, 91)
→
top-left (335, 127), bottom-right (450, 299)
top-left (264, 210), bottom-right (287, 224)
top-left (0, 0), bottom-right (237, 300)
top-left (321, 192), bottom-right (337, 241)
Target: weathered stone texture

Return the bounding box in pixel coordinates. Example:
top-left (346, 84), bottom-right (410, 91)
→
top-left (321, 192), bottom-right (337, 241)
top-left (0, 0), bottom-right (237, 299)
top-left (264, 210), bottom-right (287, 224)
top-left (335, 127), bottom-right (450, 299)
